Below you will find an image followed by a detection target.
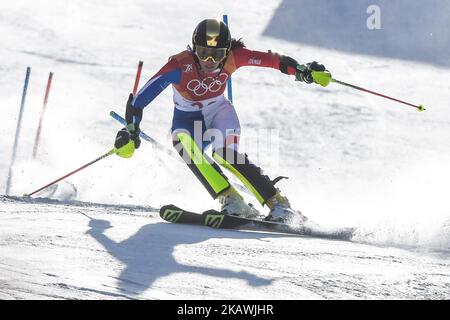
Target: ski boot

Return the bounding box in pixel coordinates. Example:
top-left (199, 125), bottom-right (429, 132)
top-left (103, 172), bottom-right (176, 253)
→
top-left (264, 191), bottom-right (308, 225)
top-left (218, 186), bottom-right (260, 219)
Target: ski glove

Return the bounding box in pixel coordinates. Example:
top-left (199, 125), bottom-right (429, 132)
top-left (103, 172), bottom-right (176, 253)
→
top-left (296, 61), bottom-right (332, 87)
top-left (127, 123), bottom-right (141, 149)
top-left (114, 124), bottom-right (141, 158)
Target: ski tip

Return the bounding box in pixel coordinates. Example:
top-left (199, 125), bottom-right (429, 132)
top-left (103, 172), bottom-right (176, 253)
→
top-left (341, 227), bottom-right (357, 240)
top-left (159, 204), bottom-right (177, 215)
top-left (336, 226), bottom-right (357, 241)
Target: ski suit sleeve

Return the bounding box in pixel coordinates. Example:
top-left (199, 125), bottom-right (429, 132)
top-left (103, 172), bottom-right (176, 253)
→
top-left (129, 58), bottom-right (182, 125)
top-left (231, 47), bottom-right (297, 75)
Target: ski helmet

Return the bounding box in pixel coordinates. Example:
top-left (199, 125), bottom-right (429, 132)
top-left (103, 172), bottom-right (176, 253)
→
top-left (192, 19), bottom-right (231, 63)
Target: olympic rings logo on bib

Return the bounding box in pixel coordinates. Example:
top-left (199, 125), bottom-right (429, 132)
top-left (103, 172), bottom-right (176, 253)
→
top-left (187, 73), bottom-right (229, 96)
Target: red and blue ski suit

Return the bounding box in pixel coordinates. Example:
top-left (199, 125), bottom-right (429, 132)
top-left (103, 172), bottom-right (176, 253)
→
top-left (128, 46), bottom-right (296, 202)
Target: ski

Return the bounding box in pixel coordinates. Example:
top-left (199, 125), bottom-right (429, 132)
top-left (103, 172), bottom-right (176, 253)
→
top-left (160, 204), bottom-right (355, 241)
top-left (159, 204), bottom-right (204, 225)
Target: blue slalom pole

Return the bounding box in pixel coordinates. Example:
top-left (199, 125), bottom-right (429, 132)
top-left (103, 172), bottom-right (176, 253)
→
top-left (6, 67), bottom-right (31, 195)
top-left (109, 110), bottom-right (160, 145)
top-left (223, 14), bottom-right (233, 103)
top-left (109, 110), bottom-right (180, 159)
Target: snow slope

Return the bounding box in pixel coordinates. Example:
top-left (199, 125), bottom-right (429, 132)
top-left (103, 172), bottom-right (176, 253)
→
top-left (1, 0), bottom-right (449, 299)
top-left (1, 195), bottom-right (449, 299)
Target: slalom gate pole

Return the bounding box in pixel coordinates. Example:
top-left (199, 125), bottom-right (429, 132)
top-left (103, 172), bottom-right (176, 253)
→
top-left (223, 14), bottom-right (233, 103)
top-left (33, 72), bottom-right (54, 158)
top-left (5, 67), bottom-right (31, 195)
top-left (110, 111), bottom-right (160, 145)
top-left (24, 148), bottom-right (117, 197)
top-left (132, 61), bottom-right (143, 96)
top-left (109, 110), bottom-right (180, 159)
top-left (331, 78), bottom-right (426, 112)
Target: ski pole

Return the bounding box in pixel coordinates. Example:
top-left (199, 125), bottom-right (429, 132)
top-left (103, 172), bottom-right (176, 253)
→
top-left (24, 148), bottom-right (117, 197)
top-left (331, 78), bottom-right (426, 112)
top-left (132, 61), bottom-right (143, 96)
top-left (223, 14), bottom-right (233, 103)
top-left (33, 72), bottom-right (54, 158)
top-left (6, 67), bottom-right (31, 195)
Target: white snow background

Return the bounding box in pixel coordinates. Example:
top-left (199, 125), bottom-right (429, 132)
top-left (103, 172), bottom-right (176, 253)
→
top-left (0, 0), bottom-right (449, 299)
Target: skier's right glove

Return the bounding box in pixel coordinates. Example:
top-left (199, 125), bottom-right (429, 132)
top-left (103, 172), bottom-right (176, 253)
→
top-left (127, 123), bottom-right (141, 149)
top-left (114, 124), bottom-right (141, 158)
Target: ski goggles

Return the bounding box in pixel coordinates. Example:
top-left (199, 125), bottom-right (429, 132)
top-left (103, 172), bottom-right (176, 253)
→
top-left (195, 46), bottom-right (228, 63)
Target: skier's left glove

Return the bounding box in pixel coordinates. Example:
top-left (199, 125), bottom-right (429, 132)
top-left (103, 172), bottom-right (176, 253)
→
top-left (114, 124), bottom-right (141, 158)
top-left (296, 61), bottom-right (332, 87)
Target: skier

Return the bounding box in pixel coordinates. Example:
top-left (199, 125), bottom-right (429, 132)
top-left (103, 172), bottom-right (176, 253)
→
top-left (114, 18), bottom-right (331, 224)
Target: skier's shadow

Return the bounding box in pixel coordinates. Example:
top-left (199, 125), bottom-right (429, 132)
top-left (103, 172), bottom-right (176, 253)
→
top-left (85, 214), bottom-right (283, 296)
